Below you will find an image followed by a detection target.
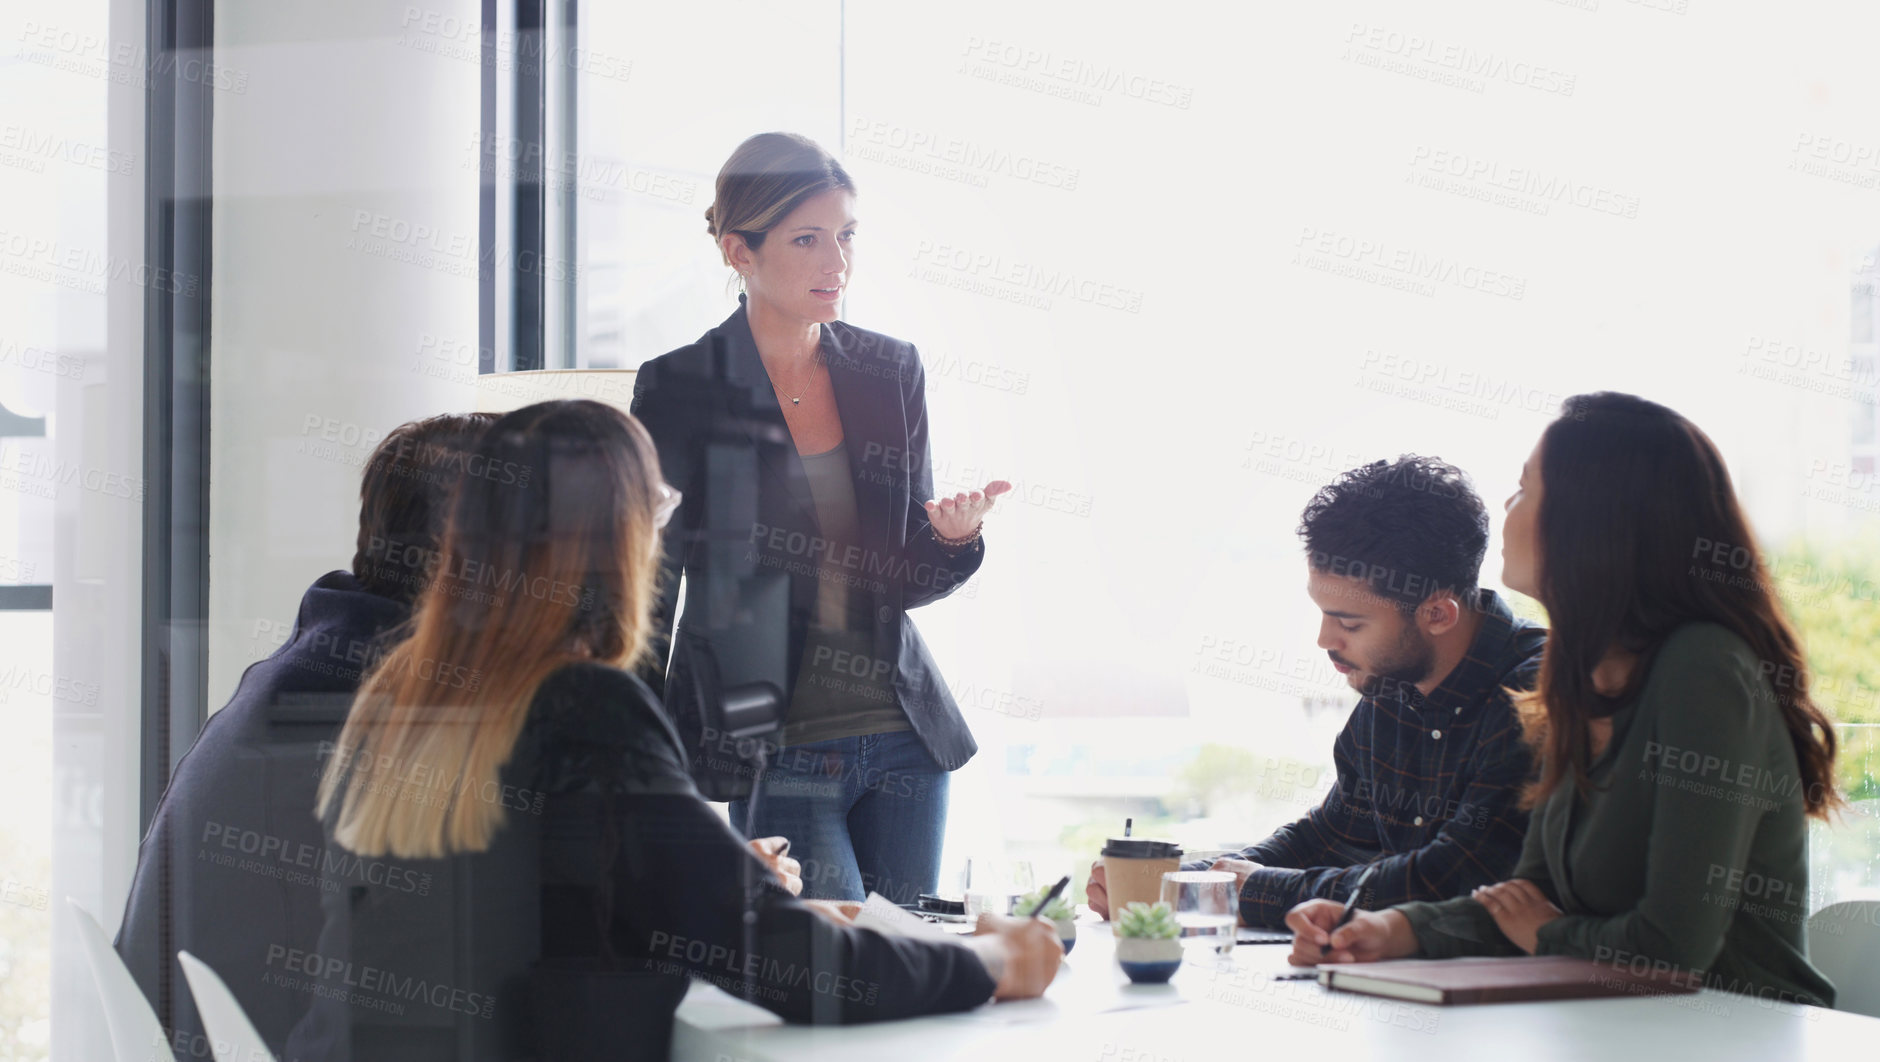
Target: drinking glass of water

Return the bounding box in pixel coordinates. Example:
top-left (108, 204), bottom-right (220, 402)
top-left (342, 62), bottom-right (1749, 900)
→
top-left (1160, 870), bottom-right (1236, 961)
top-left (963, 858), bottom-right (1036, 918)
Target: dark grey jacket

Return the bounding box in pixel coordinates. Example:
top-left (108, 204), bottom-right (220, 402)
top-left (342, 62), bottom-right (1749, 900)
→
top-left (115, 570), bottom-right (408, 1060)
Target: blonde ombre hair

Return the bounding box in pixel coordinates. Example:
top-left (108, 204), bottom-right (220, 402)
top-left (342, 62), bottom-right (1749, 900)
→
top-left (317, 400), bottom-right (667, 858)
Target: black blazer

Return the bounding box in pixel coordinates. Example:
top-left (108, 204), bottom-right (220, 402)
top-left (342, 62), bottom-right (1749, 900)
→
top-left (631, 298), bottom-right (985, 798)
top-left (282, 663), bottom-right (999, 1062)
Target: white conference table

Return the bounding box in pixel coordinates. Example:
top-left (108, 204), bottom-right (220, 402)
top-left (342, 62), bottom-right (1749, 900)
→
top-left (674, 919), bottom-right (1879, 1062)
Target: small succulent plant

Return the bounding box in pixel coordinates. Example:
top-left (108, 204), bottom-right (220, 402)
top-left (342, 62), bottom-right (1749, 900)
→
top-left (1019, 887), bottom-right (1074, 922)
top-left (1115, 901), bottom-right (1180, 940)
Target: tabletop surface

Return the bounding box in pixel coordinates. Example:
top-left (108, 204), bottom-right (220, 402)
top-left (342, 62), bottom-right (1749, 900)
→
top-left (672, 919), bottom-right (1879, 1062)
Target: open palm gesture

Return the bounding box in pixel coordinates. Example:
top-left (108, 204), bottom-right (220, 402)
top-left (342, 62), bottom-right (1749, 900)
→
top-left (924, 480), bottom-right (1012, 541)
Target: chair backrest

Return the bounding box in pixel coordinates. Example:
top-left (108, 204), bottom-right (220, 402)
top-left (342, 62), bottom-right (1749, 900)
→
top-left (177, 951), bottom-right (277, 1062)
top-left (1806, 900), bottom-right (1880, 1018)
top-left (66, 897), bottom-right (175, 1062)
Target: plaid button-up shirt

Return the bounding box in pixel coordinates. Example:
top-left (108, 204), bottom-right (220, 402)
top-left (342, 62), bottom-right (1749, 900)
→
top-left (1202, 590), bottom-right (1546, 928)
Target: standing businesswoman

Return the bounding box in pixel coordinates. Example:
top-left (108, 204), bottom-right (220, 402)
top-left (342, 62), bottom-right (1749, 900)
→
top-left (1287, 392), bottom-right (1840, 1007)
top-left (632, 133), bottom-right (1008, 904)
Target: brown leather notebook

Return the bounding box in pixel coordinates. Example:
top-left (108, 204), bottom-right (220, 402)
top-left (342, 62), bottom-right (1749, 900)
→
top-left (1317, 956), bottom-right (1703, 1005)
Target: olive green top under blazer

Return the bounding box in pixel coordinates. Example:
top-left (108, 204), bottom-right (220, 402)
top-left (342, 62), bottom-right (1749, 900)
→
top-left (1395, 622), bottom-right (1836, 1008)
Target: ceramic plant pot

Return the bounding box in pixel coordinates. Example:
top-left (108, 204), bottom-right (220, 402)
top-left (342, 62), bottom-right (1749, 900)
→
top-left (1114, 936), bottom-right (1183, 984)
top-left (1052, 916), bottom-right (1077, 956)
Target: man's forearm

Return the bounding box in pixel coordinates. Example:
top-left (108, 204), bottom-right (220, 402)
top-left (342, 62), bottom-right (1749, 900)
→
top-left (1237, 867), bottom-right (1309, 929)
top-left (1182, 837), bottom-right (1289, 874)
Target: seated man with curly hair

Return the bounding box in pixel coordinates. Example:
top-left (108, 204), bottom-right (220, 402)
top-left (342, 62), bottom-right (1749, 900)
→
top-left (1088, 456), bottom-right (1548, 929)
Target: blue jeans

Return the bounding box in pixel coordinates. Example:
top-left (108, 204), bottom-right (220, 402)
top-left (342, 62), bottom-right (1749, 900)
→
top-left (729, 730), bottom-right (949, 905)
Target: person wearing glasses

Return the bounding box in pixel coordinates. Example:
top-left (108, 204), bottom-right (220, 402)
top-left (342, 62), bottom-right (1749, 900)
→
top-left (1286, 392), bottom-right (1839, 1009)
top-left (631, 132), bottom-right (1008, 906)
top-left (286, 400), bottom-right (1060, 1062)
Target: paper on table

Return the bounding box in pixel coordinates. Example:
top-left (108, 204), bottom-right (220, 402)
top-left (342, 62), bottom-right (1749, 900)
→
top-left (940, 982), bottom-right (1191, 1025)
top-left (852, 892), bottom-right (959, 943)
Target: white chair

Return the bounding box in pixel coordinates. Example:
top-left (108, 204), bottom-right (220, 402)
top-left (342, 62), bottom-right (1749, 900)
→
top-left (66, 897), bottom-right (175, 1062)
top-left (177, 951), bottom-right (278, 1062)
top-left (1807, 900), bottom-right (1880, 1018)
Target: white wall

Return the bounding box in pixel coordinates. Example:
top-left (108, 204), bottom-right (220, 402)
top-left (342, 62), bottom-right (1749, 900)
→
top-left (207, 0), bottom-right (486, 709)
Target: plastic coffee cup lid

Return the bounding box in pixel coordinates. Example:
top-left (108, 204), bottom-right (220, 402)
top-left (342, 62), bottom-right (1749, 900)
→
top-left (1101, 838), bottom-right (1182, 859)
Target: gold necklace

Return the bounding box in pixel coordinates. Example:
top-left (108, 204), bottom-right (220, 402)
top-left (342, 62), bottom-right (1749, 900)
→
top-left (770, 352), bottom-right (822, 406)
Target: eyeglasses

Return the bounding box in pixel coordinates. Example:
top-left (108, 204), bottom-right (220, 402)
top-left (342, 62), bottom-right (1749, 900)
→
top-left (654, 482), bottom-right (682, 530)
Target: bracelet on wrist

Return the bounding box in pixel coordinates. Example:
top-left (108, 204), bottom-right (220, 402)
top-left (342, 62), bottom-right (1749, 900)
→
top-left (933, 524), bottom-right (982, 554)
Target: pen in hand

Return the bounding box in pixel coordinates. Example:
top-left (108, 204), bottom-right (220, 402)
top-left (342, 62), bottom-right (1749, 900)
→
top-left (1025, 875), bottom-right (1071, 919)
top-left (1322, 864), bottom-right (1379, 957)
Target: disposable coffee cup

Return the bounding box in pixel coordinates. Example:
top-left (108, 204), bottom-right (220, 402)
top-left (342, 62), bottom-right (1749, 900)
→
top-left (1101, 838), bottom-right (1182, 919)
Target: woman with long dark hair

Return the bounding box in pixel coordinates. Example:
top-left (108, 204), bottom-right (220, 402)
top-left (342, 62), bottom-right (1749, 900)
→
top-left (632, 132), bottom-right (1008, 904)
top-left (1284, 391), bottom-right (1840, 1007)
top-left (286, 400), bottom-right (1058, 1062)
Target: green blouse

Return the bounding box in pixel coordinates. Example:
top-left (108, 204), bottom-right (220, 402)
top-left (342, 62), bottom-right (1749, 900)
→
top-left (1395, 622), bottom-right (1836, 1008)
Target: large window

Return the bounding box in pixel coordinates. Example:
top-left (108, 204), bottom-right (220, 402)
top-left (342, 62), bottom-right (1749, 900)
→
top-left (553, 2), bottom-right (1880, 907)
top-left (2, 0), bottom-right (110, 1057)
